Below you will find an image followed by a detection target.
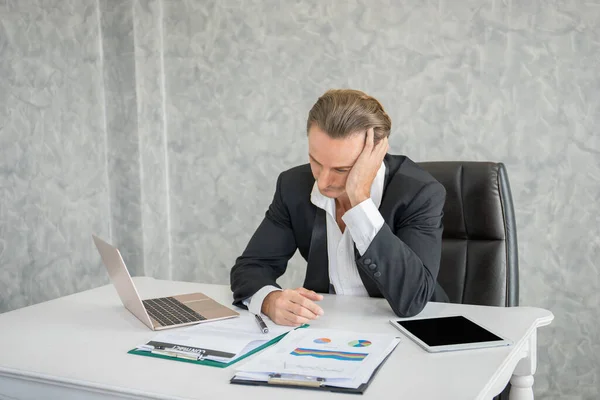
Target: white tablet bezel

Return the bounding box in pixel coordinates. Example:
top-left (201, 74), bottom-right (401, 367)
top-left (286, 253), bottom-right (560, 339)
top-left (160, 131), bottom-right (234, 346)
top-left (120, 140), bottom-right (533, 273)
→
top-left (389, 315), bottom-right (512, 353)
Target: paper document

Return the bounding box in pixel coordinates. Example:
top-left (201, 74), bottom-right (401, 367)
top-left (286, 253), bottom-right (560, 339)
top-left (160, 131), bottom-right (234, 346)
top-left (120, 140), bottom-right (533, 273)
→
top-left (233, 328), bottom-right (400, 389)
top-left (136, 314), bottom-right (295, 363)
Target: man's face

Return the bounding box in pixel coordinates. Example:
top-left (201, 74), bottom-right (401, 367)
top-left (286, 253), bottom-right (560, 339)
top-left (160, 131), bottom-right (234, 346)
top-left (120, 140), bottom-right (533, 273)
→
top-left (308, 125), bottom-right (365, 199)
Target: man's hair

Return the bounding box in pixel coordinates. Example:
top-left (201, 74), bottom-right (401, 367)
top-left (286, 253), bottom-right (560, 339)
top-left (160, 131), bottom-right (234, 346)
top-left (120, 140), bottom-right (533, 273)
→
top-left (306, 89), bottom-right (391, 144)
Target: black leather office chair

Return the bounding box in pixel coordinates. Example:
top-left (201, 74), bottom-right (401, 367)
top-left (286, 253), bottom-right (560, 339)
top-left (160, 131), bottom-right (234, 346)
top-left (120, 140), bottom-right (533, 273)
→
top-left (418, 162), bottom-right (518, 400)
top-left (418, 162), bottom-right (519, 306)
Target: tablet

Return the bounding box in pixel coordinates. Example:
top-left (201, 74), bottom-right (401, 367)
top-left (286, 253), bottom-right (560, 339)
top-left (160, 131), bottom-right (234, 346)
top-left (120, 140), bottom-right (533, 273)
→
top-left (389, 315), bottom-right (512, 353)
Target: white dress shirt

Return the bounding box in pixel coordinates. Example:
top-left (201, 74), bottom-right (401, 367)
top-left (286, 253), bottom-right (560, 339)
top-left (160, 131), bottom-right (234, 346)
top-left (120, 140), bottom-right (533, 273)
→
top-left (245, 162), bottom-right (386, 315)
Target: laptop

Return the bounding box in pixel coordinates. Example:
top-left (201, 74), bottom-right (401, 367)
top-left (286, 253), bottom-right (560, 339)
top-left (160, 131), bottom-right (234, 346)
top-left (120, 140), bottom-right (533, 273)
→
top-left (92, 235), bottom-right (239, 330)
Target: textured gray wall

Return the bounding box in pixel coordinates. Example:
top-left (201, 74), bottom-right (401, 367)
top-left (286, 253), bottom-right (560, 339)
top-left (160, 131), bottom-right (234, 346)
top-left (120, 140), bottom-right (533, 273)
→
top-left (0, 1), bottom-right (598, 398)
top-left (0, 0), bottom-right (111, 309)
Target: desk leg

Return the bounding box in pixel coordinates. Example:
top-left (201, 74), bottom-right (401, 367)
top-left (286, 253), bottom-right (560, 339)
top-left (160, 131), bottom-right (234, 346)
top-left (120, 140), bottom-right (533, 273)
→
top-left (509, 332), bottom-right (537, 400)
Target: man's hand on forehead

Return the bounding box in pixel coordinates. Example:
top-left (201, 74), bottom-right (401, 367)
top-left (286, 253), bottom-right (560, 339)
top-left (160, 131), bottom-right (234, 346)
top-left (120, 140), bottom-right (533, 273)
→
top-left (345, 128), bottom-right (389, 207)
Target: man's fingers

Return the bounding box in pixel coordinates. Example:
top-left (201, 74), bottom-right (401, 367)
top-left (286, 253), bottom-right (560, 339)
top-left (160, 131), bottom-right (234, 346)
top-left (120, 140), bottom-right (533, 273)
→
top-left (291, 292), bottom-right (324, 316)
top-left (282, 309), bottom-right (311, 326)
top-left (273, 311), bottom-right (297, 327)
top-left (288, 302), bottom-right (319, 320)
top-left (364, 127), bottom-right (375, 152)
top-left (371, 136), bottom-right (388, 165)
top-left (267, 288), bottom-right (323, 328)
top-left (296, 287), bottom-right (323, 301)
top-left (267, 290), bottom-right (323, 326)
top-left (378, 137), bottom-right (389, 156)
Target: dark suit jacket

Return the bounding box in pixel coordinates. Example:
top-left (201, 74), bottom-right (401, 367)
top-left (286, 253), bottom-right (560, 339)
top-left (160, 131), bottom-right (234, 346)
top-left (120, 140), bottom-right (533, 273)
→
top-left (230, 154), bottom-right (449, 317)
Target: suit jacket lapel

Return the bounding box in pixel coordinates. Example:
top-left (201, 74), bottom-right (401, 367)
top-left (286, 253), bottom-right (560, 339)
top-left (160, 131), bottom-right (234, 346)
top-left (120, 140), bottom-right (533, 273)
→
top-left (304, 208), bottom-right (330, 293)
top-left (382, 155), bottom-right (394, 193)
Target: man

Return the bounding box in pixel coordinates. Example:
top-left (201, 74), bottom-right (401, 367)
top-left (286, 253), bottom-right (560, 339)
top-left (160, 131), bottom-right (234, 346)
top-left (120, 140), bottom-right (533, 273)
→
top-left (230, 89), bottom-right (449, 326)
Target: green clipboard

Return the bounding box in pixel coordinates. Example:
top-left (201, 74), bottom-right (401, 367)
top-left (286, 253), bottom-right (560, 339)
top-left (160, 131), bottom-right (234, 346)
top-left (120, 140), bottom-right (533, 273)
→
top-left (127, 325), bottom-right (308, 368)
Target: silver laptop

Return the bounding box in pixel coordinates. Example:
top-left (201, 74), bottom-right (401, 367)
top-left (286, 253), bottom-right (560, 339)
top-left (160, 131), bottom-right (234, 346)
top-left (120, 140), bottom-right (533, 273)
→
top-left (92, 235), bottom-right (239, 330)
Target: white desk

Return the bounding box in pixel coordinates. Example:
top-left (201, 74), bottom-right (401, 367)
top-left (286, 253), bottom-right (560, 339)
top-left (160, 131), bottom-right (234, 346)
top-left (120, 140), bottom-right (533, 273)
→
top-left (0, 277), bottom-right (553, 400)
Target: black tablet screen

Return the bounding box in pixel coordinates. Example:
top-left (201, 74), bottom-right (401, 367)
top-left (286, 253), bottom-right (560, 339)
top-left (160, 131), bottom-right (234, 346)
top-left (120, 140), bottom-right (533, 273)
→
top-left (396, 316), bottom-right (503, 347)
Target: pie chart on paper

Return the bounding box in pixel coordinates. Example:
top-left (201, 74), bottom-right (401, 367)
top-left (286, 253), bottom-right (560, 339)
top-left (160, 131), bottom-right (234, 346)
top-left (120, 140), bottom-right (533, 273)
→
top-left (348, 340), bottom-right (372, 347)
top-left (313, 338), bottom-right (332, 344)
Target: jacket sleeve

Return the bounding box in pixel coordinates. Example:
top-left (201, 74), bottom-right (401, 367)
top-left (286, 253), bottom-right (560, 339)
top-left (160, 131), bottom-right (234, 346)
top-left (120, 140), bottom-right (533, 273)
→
top-left (356, 181), bottom-right (446, 317)
top-left (230, 173), bottom-right (298, 308)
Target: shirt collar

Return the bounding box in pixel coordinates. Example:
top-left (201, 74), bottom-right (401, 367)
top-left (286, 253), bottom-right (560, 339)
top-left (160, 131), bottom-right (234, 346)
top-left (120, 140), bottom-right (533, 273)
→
top-left (310, 161), bottom-right (387, 214)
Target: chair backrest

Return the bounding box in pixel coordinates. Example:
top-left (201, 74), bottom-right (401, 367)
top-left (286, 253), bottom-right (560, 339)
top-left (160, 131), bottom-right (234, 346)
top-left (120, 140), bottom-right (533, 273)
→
top-left (417, 162), bottom-right (519, 307)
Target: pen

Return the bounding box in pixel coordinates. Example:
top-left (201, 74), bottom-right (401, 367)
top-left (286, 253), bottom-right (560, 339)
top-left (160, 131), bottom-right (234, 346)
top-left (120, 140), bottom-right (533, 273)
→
top-left (254, 313), bottom-right (269, 334)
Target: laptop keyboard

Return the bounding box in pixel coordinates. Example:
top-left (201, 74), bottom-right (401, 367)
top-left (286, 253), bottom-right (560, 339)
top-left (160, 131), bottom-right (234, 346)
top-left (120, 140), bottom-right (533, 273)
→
top-left (142, 297), bottom-right (206, 327)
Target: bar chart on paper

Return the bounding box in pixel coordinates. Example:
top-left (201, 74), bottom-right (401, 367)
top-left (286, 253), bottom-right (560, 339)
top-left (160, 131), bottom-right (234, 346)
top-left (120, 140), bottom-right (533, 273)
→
top-left (290, 348), bottom-right (368, 361)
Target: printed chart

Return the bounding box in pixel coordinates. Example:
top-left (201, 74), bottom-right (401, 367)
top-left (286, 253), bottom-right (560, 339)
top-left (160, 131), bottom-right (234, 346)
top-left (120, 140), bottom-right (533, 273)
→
top-left (348, 340), bottom-right (372, 348)
top-left (290, 348), bottom-right (368, 362)
top-left (234, 328), bottom-right (400, 381)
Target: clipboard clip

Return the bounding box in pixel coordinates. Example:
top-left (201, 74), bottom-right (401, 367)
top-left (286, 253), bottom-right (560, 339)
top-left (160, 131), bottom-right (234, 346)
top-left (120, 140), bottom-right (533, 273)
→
top-left (150, 347), bottom-right (207, 361)
top-left (267, 373), bottom-right (326, 387)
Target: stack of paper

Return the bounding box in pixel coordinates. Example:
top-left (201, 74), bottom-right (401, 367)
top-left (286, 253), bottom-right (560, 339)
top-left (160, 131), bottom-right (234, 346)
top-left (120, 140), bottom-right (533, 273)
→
top-left (232, 328), bottom-right (400, 390)
top-left (135, 314), bottom-right (296, 365)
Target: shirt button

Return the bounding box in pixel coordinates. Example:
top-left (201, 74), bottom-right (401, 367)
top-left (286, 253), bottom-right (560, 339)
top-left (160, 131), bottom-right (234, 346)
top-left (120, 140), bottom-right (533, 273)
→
top-left (374, 271), bottom-right (382, 278)
top-left (368, 263), bottom-right (377, 271)
top-left (364, 258), bottom-right (372, 265)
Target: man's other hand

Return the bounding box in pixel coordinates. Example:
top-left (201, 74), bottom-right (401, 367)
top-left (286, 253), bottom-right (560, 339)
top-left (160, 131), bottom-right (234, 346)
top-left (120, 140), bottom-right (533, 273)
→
top-left (262, 288), bottom-right (324, 326)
